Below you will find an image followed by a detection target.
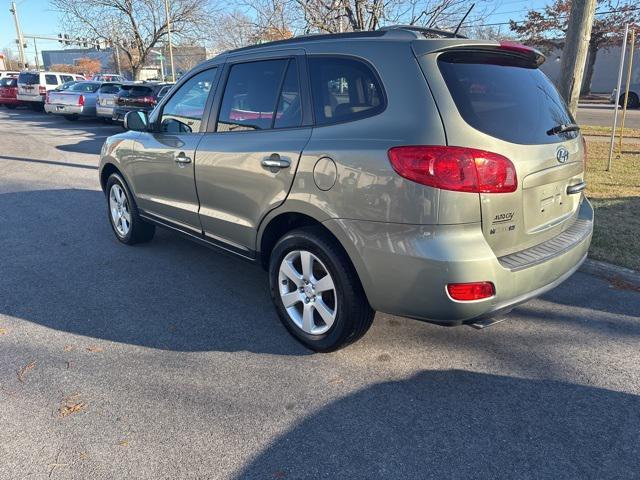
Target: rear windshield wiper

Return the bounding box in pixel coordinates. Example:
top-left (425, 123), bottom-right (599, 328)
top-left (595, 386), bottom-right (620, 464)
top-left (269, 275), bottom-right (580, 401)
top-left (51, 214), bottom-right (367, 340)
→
top-left (546, 123), bottom-right (580, 136)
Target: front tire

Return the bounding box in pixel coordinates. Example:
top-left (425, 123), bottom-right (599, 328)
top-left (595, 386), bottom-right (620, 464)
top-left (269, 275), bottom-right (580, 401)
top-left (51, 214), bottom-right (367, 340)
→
top-left (269, 226), bottom-right (374, 352)
top-left (105, 173), bottom-right (155, 245)
top-left (619, 92), bottom-right (640, 109)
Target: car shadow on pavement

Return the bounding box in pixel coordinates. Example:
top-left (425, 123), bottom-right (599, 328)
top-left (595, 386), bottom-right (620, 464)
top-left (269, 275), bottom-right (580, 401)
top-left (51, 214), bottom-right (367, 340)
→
top-left (0, 188), bottom-right (309, 356)
top-left (236, 369), bottom-right (640, 479)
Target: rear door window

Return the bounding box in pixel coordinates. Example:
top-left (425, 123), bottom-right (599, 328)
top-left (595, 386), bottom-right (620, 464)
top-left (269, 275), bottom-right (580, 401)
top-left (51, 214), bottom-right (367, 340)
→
top-left (45, 74), bottom-right (59, 85)
top-left (61, 75), bottom-right (74, 83)
top-left (217, 59), bottom-right (288, 132)
top-left (308, 56), bottom-right (384, 125)
top-left (273, 59), bottom-right (302, 129)
top-left (437, 51), bottom-right (576, 144)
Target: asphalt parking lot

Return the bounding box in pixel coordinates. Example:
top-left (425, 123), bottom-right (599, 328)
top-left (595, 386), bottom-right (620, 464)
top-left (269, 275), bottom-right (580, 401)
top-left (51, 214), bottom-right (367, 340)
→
top-left (1, 107), bottom-right (639, 480)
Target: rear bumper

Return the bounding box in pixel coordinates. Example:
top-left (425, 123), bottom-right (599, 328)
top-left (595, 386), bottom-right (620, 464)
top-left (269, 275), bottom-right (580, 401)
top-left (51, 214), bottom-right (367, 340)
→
top-left (0, 98), bottom-right (21, 105)
top-left (96, 105), bottom-right (115, 118)
top-left (17, 94), bottom-right (44, 103)
top-left (325, 197), bottom-right (594, 324)
top-left (46, 104), bottom-right (84, 115)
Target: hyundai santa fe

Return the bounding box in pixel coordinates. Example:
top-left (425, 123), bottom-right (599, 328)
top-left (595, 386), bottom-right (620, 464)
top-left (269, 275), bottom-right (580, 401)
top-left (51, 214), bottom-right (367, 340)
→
top-left (98, 27), bottom-right (593, 351)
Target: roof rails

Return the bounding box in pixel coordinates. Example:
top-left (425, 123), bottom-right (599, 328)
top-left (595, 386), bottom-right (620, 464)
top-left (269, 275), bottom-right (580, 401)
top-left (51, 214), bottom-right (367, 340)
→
top-left (226, 30), bottom-right (387, 54)
top-left (224, 25), bottom-right (466, 55)
top-left (378, 25), bottom-right (467, 39)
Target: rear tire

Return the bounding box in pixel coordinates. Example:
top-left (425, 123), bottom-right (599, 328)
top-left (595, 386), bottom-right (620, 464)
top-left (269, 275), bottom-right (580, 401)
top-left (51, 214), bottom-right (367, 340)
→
top-left (105, 173), bottom-right (155, 245)
top-left (6, 105), bottom-right (16, 110)
top-left (619, 92), bottom-right (640, 109)
top-left (269, 226), bottom-right (374, 352)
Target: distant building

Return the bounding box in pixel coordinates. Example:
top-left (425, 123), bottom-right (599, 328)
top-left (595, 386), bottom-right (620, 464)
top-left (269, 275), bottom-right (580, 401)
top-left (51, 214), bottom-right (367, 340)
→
top-left (540, 45), bottom-right (640, 94)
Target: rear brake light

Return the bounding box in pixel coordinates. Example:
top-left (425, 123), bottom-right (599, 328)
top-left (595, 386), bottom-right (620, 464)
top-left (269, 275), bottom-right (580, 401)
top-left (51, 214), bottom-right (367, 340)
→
top-left (39, 86), bottom-right (46, 95)
top-left (141, 96), bottom-right (156, 105)
top-left (388, 146), bottom-right (517, 193)
top-left (447, 282), bottom-right (495, 301)
top-left (78, 95), bottom-right (85, 106)
top-left (498, 41), bottom-right (545, 66)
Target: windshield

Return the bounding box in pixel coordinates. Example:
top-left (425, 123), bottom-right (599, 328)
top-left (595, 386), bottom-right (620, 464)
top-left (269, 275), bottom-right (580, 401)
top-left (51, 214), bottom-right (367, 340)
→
top-left (438, 50), bottom-right (576, 144)
top-left (70, 82), bottom-right (101, 93)
top-left (18, 72), bottom-right (39, 85)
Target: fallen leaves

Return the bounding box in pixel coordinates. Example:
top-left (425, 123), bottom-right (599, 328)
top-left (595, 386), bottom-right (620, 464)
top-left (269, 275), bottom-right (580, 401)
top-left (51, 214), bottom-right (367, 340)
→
top-left (0, 327), bottom-right (8, 335)
top-left (58, 393), bottom-right (87, 418)
top-left (17, 361), bottom-right (36, 383)
top-left (86, 346), bottom-right (104, 353)
top-left (58, 401), bottom-right (87, 418)
top-left (63, 345), bottom-right (75, 352)
top-left (118, 440), bottom-right (129, 447)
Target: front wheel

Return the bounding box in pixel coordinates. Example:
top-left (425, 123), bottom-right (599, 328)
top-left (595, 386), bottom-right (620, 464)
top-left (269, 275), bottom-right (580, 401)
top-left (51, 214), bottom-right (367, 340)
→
top-left (105, 173), bottom-right (155, 245)
top-left (269, 227), bottom-right (374, 352)
top-left (619, 92), bottom-right (640, 109)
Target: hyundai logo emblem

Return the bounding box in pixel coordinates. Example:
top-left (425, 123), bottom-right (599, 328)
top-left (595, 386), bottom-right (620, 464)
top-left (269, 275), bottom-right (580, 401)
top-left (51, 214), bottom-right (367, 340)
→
top-left (556, 147), bottom-right (570, 164)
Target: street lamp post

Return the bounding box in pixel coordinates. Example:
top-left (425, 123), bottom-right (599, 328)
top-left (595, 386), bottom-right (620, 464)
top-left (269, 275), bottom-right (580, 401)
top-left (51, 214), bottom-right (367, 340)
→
top-left (164, 0), bottom-right (176, 81)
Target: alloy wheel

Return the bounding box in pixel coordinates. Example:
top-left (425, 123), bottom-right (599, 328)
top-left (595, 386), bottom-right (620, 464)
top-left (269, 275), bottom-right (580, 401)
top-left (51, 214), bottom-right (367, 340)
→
top-left (278, 250), bottom-right (337, 335)
top-left (109, 183), bottom-right (131, 237)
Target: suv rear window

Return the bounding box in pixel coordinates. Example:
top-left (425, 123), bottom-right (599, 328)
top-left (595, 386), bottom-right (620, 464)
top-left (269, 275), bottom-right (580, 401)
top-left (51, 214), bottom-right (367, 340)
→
top-left (70, 82), bottom-right (101, 93)
top-left (99, 83), bottom-right (121, 94)
top-left (438, 50), bottom-right (576, 144)
top-left (120, 85), bottom-right (153, 97)
top-left (308, 56), bottom-right (384, 126)
top-left (0, 78), bottom-right (17, 87)
top-left (18, 72), bottom-right (39, 85)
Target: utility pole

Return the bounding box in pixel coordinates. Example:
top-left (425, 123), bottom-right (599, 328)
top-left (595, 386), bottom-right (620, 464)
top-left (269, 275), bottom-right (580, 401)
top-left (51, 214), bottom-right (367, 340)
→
top-left (9, 1), bottom-right (26, 68)
top-left (164, 0), bottom-right (176, 81)
top-left (557, 0), bottom-right (597, 116)
top-left (33, 38), bottom-right (40, 70)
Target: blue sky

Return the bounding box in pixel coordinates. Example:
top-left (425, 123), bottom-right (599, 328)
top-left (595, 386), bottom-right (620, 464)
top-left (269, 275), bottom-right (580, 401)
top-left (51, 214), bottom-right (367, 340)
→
top-left (1, 0), bottom-right (549, 65)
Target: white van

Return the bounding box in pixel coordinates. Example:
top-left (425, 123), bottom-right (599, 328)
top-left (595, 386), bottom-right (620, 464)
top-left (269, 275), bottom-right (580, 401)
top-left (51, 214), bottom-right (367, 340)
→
top-left (17, 71), bottom-right (85, 106)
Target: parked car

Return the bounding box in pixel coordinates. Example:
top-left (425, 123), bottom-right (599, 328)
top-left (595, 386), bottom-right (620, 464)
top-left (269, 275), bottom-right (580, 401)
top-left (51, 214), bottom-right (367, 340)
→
top-left (44, 81), bottom-right (101, 120)
top-left (99, 28), bottom-right (593, 351)
top-left (96, 82), bottom-right (123, 120)
top-left (610, 84), bottom-right (640, 109)
top-left (0, 76), bottom-right (22, 109)
top-left (0, 71), bottom-right (19, 80)
top-left (92, 74), bottom-right (127, 83)
top-left (111, 82), bottom-right (171, 122)
top-left (17, 71), bottom-right (85, 109)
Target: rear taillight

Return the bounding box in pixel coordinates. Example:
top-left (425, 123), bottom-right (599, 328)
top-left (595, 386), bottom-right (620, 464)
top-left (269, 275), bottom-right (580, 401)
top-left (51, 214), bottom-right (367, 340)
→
top-left (78, 95), bottom-right (85, 106)
top-left (45, 92), bottom-right (50, 103)
top-left (581, 136), bottom-right (587, 169)
top-left (388, 146), bottom-right (517, 193)
top-left (447, 282), bottom-right (495, 301)
top-left (39, 86), bottom-right (46, 95)
top-left (141, 96), bottom-right (156, 105)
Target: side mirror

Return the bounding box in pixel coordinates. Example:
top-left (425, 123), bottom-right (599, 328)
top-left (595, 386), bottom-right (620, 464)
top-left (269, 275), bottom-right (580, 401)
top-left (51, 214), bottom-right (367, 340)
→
top-left (124, 110), bottom-right (149, 132)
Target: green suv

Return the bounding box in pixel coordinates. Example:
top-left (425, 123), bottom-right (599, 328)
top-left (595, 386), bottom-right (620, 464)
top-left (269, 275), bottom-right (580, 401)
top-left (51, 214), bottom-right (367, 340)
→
top-left (99, 27), bottom-right (593, 351)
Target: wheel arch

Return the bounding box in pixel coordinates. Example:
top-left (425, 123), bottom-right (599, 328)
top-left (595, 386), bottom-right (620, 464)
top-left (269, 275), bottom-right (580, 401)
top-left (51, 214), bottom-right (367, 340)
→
top-left (257, 205), bottom-right (375, 307)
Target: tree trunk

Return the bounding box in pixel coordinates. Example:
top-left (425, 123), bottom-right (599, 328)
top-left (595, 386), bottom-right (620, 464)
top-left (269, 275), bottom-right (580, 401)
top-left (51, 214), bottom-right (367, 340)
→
top-left (132, 64), bottom-right (141, 80)
top-left (580, 43), bottom-right (598, 96)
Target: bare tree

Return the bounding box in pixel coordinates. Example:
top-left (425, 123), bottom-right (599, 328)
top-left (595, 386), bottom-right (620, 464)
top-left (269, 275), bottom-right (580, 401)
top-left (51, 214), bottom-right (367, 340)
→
top-left (52, 0), bottom-right (217, 79)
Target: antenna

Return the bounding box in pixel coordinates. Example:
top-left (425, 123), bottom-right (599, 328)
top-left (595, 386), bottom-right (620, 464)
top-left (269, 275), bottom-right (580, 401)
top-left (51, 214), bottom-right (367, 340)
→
top-left (454, 3), bottom-right (475, 37)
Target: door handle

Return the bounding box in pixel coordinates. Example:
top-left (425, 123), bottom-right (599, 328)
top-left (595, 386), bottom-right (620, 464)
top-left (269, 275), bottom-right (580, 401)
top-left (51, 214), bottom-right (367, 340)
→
top-left (566, 181), bottom-right (586, 195)
top-left (261, 153), bottom-right (290, 169)
top-left (175, 152), bottom-right (192, 165)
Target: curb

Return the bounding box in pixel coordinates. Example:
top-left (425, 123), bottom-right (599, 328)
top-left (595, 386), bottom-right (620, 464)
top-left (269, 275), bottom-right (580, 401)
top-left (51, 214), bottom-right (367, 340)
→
top-left (580, 258), bottom-right (640, 288)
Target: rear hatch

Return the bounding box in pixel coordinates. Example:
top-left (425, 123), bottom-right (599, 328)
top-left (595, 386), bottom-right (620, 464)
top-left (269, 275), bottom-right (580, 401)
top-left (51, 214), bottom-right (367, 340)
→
top-left (417, 43), bottom-right (586, 257)
top-left (97, 83), bottom-right (122, 107)
top-left (17, 72), bottom-right (42, 100)
top-left (0, 77), bottom-right (17, 98)
top-left (116, 85), bottom-right (156, 109)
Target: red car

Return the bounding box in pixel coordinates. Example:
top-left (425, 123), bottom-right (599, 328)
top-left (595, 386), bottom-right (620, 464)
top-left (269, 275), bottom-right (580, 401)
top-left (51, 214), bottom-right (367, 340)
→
top-left (0, 77), bottom-right (22, 109)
